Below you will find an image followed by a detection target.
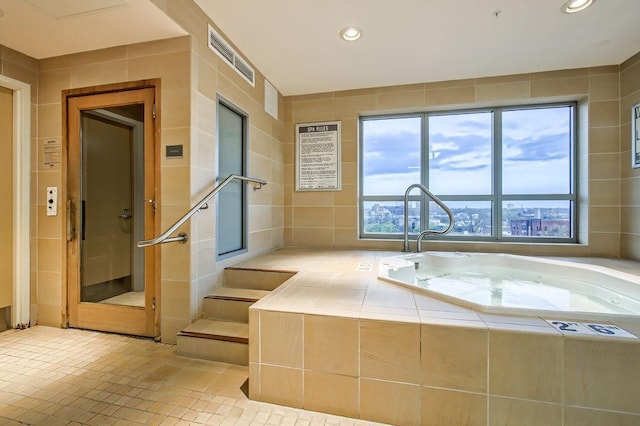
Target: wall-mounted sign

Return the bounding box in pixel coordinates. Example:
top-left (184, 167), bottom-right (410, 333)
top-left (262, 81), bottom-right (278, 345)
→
top-left (295, 121), bottom-right (341, 191)
top-left (43, 140), bottom-right (61, 168)
top-left (166, 144), bottom-right (183, 158)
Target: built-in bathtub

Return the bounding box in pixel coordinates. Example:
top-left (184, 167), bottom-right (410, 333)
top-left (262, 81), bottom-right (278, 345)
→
top-left (379, 252), bottom-right (640, 321)
top-left (245, 248), bottom-right (640, 425)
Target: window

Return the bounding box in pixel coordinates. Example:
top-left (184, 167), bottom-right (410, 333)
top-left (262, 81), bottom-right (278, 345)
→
top-left (217, 99), bottom-right (248, 259)
top-left (359, 103), bottom-right (576, 242)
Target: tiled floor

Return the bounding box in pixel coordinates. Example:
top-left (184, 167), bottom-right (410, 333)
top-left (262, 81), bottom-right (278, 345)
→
top-left (0, 326), bottom-right (384, 425)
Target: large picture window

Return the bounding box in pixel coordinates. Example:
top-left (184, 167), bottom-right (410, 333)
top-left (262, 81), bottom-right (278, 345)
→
top-left (359, 103), bottom-right (576, 242)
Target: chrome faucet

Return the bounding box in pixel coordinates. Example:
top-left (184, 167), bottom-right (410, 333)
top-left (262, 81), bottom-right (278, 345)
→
top-left (416, 230), bottom-right (431, 253)
top-left (402, 183), bottom-right (454, 252)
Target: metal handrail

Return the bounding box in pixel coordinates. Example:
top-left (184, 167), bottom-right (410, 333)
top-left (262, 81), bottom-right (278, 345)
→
top-left (402, 183), bottom-right (454, 252)
top-left (137, 174), bottom-right (267, 248)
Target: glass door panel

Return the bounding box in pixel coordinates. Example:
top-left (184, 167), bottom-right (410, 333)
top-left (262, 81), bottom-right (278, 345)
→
top-left (80, 107), bottom-right (144, 307)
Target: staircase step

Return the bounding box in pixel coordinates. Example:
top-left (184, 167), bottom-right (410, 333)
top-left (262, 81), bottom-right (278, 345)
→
top-left (223, 267), bottom-right (296, 291)
top-left (203, 288), bottom-right (270, 321)
top-left (206, 287), bottom-right (271, 303)
top-left (178, 318), bottom-right (248, 344)
top-left (176, 267), bottom-right (295, 365)
top-left (176, 319), bottom-right (249, 365)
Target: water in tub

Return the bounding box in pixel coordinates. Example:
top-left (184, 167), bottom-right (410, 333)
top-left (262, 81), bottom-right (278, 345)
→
top-left (410, 254), bottom-right (639, 315)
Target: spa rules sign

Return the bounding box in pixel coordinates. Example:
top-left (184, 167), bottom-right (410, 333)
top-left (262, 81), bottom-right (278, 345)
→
top-left (295, 121), bottom-right (341, 191)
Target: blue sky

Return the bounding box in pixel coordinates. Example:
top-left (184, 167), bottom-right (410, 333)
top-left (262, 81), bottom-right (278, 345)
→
top-left (362, 106), bottom-right (572, 197)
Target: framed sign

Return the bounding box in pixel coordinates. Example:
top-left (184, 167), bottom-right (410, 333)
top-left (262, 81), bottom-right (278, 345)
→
top-left (633, 102), bottom-right (640, 169)
top-left (295, 121), bottom-right (341, 191)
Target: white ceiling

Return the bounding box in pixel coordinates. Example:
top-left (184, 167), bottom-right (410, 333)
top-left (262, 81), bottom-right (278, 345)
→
top-left (1, 0), bottom-right (639, 97)
top-left (197, 0), bottom-right (640, 96)
top-left (0, 0), bottom-right (186, 60)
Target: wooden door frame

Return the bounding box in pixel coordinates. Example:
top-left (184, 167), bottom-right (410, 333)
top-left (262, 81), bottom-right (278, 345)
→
top-left (0, 74), bottom-right (31, 329)
top-left (62, 80), bottom-right (161, 337)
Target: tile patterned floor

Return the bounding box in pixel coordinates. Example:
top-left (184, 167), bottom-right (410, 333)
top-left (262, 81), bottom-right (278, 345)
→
top-left (0, 326), bottom-right (384, 425)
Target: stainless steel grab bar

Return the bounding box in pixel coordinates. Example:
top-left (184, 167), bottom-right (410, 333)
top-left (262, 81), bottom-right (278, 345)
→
top-left (137, 174), bottom-right (267, 248)
top-left (402, 183), bottom-right (454, 252)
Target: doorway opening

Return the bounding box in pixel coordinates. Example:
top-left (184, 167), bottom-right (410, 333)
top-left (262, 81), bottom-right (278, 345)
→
top-left (0, 85), bottom-right (13, 331)
top-left (0, 74), bottom-right (31, 331)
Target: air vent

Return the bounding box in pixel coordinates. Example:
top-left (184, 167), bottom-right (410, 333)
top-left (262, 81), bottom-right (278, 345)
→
top-left (234, 56), bottom-right (254, 83)
top-left (208, 28), bottom-right (234, 63)
top-left (207, 24), bottom-right (255, 87)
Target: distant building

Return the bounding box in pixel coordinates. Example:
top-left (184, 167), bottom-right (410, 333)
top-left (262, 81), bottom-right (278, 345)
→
top-left (509, 218), bottom-right (569, 237)
top-left (510, 219), bottom-right (541, 236)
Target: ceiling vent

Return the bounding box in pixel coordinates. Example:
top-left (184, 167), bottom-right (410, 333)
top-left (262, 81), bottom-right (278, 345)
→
top-left (208, 24), bottom-right (255, 87)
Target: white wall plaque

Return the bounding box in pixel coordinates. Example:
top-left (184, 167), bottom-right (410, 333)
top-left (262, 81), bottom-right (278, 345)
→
top-left (43, 139), bottom-right (61, 168)
top-left (295, 121), bottom-right (341, 191)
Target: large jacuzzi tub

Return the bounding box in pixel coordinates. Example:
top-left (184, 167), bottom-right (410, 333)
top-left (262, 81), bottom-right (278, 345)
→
top-left (379, 252), bottom-right (640, 321)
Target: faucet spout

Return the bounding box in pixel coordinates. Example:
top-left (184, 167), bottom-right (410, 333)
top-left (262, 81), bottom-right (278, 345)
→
top-left (416, 230), bottom-right (432, 253)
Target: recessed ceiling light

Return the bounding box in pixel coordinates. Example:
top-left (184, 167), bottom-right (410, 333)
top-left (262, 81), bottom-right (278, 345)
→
top-left (340, 27), bottom-right (362, 41)
top-left (561, 0), bottom-right (596, 14)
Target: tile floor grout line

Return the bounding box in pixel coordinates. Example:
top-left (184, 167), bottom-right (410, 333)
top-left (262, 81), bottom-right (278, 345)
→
top-left (0, 325), bottom-right (387, 425)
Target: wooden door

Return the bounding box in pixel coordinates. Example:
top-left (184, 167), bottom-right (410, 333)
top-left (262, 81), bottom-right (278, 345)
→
top-left (67, 88), bottom-right (157, 337)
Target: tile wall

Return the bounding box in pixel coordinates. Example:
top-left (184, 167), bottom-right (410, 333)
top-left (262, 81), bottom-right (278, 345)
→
top-left (36, 37), bottom-right (194, 336)
top-left (2, 0), bottom-right (639, 345)
top-left (620, 51), bottom-right (640, 259)
top-left (2, 0), bottom-right (286, 342)
top-left (157, 0), bottom-right (285, 341)
top-left (283, 64), bottom-right (640, 259)
top-left (251, 309), bottom-right (640, 425)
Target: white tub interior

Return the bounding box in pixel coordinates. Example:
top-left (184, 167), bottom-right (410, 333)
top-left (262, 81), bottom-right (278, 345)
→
top-left (378, 252), bottom-right (640, 319)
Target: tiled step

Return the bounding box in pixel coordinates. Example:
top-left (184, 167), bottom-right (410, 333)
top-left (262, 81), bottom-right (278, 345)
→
top-left (177, 267), bottom-right (295, 365)
top-left (223, 267), bottom-right (296, 291)
top-left (207, 287), bottom-right (271, 303)
top-left (176, 319), bottom-right (248, 365)
top-left (203, 288), bottom-right (270, 322)
top-left (179, 318), bottom-right (249, 343)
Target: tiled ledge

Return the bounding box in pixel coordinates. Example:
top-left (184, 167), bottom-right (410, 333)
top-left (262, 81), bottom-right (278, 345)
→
top-left (240, 248), bottom-right (640, 425)
top-left (239, 248), bottom-right (640, 335)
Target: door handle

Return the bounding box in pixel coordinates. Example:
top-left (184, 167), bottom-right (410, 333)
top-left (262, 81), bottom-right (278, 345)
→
top-left (66, 200), bottom-right (76, 241)
top-left (119, 207), bottom-right (132, 220)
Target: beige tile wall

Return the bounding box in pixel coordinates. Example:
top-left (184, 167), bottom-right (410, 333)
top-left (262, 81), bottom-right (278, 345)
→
top-left (6, 0), bottom-right (286, 341)
top-left (283, 65), bottom-right (635, 258)
top-left (158, 1), bottom-right (285, 341)
top-left (36, 37), bottom-right (193, 337)
top-left (252, 310), bottom-right (640, 424)
top-left (620, 51), bottom-right (640, 260)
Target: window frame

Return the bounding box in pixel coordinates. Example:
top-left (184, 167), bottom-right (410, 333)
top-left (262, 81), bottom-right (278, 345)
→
top-left (358, 102), bottom-right (578, 243)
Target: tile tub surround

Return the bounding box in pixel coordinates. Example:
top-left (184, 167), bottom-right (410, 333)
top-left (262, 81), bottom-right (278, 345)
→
top-left (243, 248), bottom-right (640, 425)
